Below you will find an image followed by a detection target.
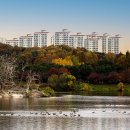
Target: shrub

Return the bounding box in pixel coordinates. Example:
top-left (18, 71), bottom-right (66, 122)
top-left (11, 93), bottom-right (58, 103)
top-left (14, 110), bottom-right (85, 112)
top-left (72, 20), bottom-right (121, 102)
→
top-left (39, 86), bottom-right (55, 96)
top-left (74, 82), bottom-right (91, 91)
top-left (48, 74), bottom-right (59, 89)
top-left (58, 73), bottom-right (76, 91)
top-left (117, 82), bottom-right (124, 92)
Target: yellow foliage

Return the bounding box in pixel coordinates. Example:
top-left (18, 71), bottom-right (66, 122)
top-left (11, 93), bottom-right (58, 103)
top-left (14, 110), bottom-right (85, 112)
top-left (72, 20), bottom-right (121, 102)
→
top-left (52, 56), bottom-right (73, 66)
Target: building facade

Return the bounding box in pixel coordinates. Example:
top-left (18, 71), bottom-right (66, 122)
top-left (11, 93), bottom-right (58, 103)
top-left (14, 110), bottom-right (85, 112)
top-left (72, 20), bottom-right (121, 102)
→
top-left (6, 30), bottom-right (50, 48)
top-left (101, 33), bottom-right (109, 53)
top-left (5, 29), bottom-right (121, 54)
top-left (19, 34), bottom-right (33, 47)
top-left (69, 33), bottom-right (85, 48)
top-left (54, 29), bottom-right (70, 46)
top-left (108, 35), bottom-right (120, 54)
top-left (84, 32), bottom-right (100, 52)
top-left (6, 38), bottom-right (19, 47)
top-left (34, 30), bottom-right (50, 47)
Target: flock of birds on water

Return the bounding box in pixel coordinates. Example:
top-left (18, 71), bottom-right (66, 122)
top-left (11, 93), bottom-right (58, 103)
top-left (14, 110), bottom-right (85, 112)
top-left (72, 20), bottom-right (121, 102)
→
top-left (0, 109), bottom-right (80, 118)
top-left (0, 104), bottom-right (130, 118)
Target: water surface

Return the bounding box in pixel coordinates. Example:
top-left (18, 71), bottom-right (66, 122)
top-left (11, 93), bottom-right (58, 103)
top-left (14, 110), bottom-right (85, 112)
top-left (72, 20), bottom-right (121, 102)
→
top-left (0, 95), bottom-right (130, 130)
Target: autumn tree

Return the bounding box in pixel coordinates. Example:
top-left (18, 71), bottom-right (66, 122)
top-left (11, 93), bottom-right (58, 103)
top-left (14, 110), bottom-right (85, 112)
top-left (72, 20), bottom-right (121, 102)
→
top-left (52, 56), bottom-right (73, 66)
top-left (58, 73), bottom-right (76, 91)
top-left (48, 74), bottom-right (59, 89)
top-left (107, 72), bottom-right (122, 84)
top-left (87, 72), bottom-right (100, 84)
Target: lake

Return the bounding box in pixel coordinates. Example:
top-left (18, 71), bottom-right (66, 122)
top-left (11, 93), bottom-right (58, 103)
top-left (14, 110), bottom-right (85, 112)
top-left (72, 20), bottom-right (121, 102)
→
top-left (0, 93), bottom-right (130, 130)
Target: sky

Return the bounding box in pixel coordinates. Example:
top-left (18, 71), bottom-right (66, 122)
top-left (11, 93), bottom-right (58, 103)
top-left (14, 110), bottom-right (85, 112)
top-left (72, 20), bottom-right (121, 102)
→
top-left (0, 0), bottom-right (130, 53)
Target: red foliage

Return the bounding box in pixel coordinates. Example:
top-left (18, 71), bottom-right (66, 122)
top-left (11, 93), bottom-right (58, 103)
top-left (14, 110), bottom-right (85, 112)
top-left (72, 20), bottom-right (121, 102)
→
top-left (48, 67), bottom-right (59, 75)
top-left (48, 67), bottom-right (69, 76)
top-left (107, 72), bottom-right (122, 83)
top-left (58, 67), bottom-right (69, 74)
top-left (87, 72), bottom-right (100, 83)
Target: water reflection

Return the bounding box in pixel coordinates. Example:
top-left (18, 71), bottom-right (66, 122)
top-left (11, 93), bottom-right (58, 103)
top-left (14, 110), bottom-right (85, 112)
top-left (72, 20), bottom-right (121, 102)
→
top-left (76, 90), bottom-right (130, 96)
top-left (0, 95), bottom-right (130, 130)
top-left (0, 116), bottom-right (130, 130)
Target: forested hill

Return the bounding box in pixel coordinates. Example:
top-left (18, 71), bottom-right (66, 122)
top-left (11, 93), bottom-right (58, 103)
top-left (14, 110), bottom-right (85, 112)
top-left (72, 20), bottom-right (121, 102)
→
top-left (0, 42), bottom-right (130, 84)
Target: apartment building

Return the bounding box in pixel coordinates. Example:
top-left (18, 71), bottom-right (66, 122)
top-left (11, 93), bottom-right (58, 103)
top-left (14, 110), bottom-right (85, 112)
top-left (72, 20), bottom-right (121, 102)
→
top-left (19, 34), bottom-right (33, 47)
top-left (84, 32), bottom-right (100, 52)
top-left (69, 33), bottom-right (85, 48)
top-left (54, 29), bottom-right (70, 46)
top-left (108, 35), bottom-right (120, 54)
top-left (6, 30), bottom-right (50, 48)
top-left (52, 30), bottom-right (85, 48)
top-left (101, 33), bottom-right (109, 53)
top-left (6, 38), bottom-right (19, 47)
top-left (34, 30), bottom-right (50, 47)
top-left (5, 29), bottom-right (121, 54)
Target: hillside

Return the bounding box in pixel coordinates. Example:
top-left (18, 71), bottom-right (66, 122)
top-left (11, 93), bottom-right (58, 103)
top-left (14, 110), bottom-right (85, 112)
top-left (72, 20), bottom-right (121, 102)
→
top-left (0, 43), bottom-right (130, 85)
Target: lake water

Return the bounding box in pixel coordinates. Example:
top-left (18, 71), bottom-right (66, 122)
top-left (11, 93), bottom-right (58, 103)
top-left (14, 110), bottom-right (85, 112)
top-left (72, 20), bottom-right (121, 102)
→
top-left (0, 94), bottom-right (130, 130)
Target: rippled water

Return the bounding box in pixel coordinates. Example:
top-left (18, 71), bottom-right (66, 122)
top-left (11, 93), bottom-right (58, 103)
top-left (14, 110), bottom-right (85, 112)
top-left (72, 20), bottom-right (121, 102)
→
top-left (0, 95), bottom-right (130, 130)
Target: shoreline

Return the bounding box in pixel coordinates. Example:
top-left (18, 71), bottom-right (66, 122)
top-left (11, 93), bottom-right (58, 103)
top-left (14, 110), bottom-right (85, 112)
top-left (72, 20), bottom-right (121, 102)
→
top-left (0, 89), bottom-right (50, 98)
top-left (1, 84), bottom-right (130, 98)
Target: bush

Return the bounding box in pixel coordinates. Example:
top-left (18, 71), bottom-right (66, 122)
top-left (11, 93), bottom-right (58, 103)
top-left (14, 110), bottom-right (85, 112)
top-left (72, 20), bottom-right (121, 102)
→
top-left (48, 74), bottom-right (59, 89)
top-left (48, 73), bottom-right (76, 91)
top-left (74, 82), bottom-right (91, 92)
top-left (117, 82), bottom-right (124, 92)
top-left (39, 86), bottom-right (55, 97)
top-left (58, 73), bottom-right (76, 91)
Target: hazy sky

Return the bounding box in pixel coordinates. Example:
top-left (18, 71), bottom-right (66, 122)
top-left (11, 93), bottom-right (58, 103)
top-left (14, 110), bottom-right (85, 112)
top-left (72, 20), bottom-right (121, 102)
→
top-left (0, 0), bottom-right (130, 53)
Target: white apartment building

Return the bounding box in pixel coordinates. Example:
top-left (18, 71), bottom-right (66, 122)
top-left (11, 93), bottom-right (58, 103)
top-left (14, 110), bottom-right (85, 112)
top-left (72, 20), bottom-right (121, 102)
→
top-left (51, 30), bottom-right (121, 54)
top-left (69, 33), bottom-right (85, 48)
top-left (52, 30), bottom-right (85, 48)
top-left (6, 38), bottom-right (19, 47)
top-left (108, 35), bottom-right (120, 54)
top-left (19, 34), bottom-right (33, 47)
top-left (6, 30), bottom-right (50, 48)
top-left (4, 29), bottom-right (121, 54)
top-left (84, 32), bottom-right (99, 52)
top-left (34, 30), bottom-right (50, 47)
top-left (101, 33), bottom-right (109, 53)
top-left (54, 29), bottom-right (70, 46)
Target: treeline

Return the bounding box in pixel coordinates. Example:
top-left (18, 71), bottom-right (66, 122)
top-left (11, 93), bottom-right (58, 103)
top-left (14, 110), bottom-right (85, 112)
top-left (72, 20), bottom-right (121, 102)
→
top-left (0, 43), bottom-right (130, 85)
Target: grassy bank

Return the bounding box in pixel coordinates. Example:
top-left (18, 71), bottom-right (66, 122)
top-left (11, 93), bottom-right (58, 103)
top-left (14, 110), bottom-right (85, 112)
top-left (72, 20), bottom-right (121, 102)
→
top-left (91, 84), bottom-right (130, 92)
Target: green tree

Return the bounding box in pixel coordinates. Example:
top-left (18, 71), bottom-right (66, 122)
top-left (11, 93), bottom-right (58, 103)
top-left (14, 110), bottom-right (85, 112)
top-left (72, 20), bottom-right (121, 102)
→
top-left (48, 74), bottom-right (59, 89)
top-left (58, 73), bottom-right (76, 91)
top-left (71, 55), bottom-right (81, 66)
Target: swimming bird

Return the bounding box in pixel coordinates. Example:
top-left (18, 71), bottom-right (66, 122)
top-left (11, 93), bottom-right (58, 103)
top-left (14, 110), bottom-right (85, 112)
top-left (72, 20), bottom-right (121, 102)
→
top-left (63, 114), bottom-right (67, 117)
top-left (123, 111), bottom-right (126, 114)
top-left (53, 113), bottom-right (56, 116)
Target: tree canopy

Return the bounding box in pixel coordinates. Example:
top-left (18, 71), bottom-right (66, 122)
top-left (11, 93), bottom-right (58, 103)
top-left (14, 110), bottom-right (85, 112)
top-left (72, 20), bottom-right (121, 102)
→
top-left (0, 43), bottom-right (130, 85)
